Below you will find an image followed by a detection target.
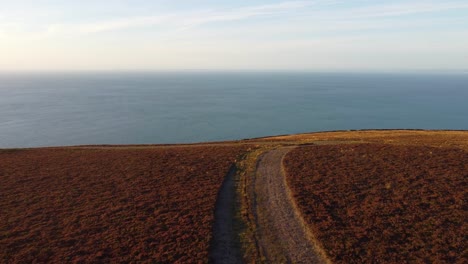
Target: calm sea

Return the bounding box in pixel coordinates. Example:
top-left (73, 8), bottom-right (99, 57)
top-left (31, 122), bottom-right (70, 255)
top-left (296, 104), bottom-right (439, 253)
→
top-left (0, 72), bottom-right (467, 148)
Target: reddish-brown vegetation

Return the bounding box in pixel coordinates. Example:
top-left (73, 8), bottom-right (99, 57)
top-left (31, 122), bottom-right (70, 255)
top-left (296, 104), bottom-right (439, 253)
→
top-left (0, 145), bottom-right (251, 263)
top-left (284, 144), bottom-right (467, 263)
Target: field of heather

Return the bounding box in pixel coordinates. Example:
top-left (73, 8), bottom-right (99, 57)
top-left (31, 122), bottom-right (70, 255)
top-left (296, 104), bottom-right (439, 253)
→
top-left (0, 145), bottom-right (251, 263)
top-left (1, 130), bottom-right (467, 263)
top-left (284, 144), bottom-right (467, 263)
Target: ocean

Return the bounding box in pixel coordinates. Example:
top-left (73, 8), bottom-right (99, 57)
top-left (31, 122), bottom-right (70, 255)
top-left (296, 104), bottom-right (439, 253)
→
top-left (0, 72), bottom-right (467, 148)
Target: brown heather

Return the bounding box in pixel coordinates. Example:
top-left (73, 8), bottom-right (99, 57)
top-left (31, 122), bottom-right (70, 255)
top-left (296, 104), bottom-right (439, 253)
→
top-left (0, 145), bottom-right (251, 263)
top-left (283, 144), bottom-right (467, 263)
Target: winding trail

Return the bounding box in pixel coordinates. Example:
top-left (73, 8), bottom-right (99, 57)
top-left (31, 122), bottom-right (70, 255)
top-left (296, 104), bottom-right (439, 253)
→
top-left (253, 147), bottom-right (328, 263)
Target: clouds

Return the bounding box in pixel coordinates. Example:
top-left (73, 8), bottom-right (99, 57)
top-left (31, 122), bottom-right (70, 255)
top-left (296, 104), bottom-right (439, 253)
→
top-left (38, 0), bottom-right (468, 36)
top-left (49, 1), bottom-right (314, 34)
top-left (335, 1), bottom-right (468, 19)
top-left (0, 0), bottom-right (467, 71)
top-left (2, 0), bottom-right (468, 35)
top-left (75, 15), bottom-right (173, 34)
top-left (332, 0), bottom-right (468, 17)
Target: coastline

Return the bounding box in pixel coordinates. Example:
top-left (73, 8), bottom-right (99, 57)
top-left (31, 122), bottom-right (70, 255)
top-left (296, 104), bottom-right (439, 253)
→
top-left (1, 129), bottom-right (467, 149)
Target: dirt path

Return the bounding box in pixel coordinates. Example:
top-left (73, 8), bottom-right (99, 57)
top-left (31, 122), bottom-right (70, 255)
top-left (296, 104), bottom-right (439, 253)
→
top-left (253, 147), bottom-right (329, 263)
top-left (210, 166), bottom-right (243, 264)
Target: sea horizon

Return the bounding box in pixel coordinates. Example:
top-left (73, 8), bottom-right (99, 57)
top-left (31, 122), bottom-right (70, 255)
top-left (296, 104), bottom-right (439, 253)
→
top-left (1, 71), bottom-right (467, 148)
top-left (2, 69), bottom-right (468, 74)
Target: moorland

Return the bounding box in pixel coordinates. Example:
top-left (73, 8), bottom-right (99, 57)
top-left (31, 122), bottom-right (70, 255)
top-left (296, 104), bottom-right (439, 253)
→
top-left (0, 130), bottom-right (466, 263)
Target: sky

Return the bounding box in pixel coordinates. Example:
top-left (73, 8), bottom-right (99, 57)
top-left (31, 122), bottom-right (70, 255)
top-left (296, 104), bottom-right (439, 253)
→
top-left (1, 0), bottom-right (468, 71)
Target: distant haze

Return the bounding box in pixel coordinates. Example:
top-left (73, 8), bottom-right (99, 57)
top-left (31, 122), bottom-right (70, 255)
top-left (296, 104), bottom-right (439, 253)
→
top-left (1, 1), bottom-right (468, 71)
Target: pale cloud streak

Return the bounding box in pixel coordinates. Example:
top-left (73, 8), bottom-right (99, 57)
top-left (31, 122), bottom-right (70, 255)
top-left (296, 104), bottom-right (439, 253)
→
top-left (54, 1), bottom-right (315, 34)
top-left (4, 0), bottom-right (468, 36)
top-left (75, 15), bottom-right (174, 34)
top-left (1, 0), bottom-right (467, 71)
top-left (341, 1), bottom-right (468, 19)
top-left (70, 0), bottom-right (468, 35)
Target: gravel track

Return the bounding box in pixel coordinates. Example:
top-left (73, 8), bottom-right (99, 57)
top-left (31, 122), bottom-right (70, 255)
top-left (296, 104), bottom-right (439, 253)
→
top-left (253, 147), bottom-right (328, 263)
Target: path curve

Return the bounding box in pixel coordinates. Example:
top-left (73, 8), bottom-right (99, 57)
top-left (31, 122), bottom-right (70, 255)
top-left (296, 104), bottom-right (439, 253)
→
top-left (253, 147), bottom-right (328, 263)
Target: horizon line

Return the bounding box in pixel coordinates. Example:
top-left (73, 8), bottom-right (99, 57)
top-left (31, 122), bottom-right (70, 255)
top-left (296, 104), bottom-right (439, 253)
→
top-left (1, 69), bottom-right (467, 74)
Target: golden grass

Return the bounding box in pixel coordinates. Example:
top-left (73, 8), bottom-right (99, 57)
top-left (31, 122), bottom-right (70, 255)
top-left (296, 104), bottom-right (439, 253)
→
top-left (256, 130), bottom-right (468, 150)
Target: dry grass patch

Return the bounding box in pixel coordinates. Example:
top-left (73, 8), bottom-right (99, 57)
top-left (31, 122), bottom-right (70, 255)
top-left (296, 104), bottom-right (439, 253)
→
top-left (260, 130), bottom-right (468, 150)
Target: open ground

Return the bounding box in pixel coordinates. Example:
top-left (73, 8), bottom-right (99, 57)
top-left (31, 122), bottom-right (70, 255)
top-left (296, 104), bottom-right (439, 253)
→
top-left (0, 130), bottom-right (467, 263)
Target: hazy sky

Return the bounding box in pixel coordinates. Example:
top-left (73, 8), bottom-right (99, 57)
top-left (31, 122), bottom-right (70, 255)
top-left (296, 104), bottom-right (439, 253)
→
top-left (1, 0), bottom-right (468, 71)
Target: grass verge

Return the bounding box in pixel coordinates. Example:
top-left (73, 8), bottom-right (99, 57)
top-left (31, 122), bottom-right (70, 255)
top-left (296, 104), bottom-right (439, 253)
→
top-left (233, 144), bottom-right (286, 263)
